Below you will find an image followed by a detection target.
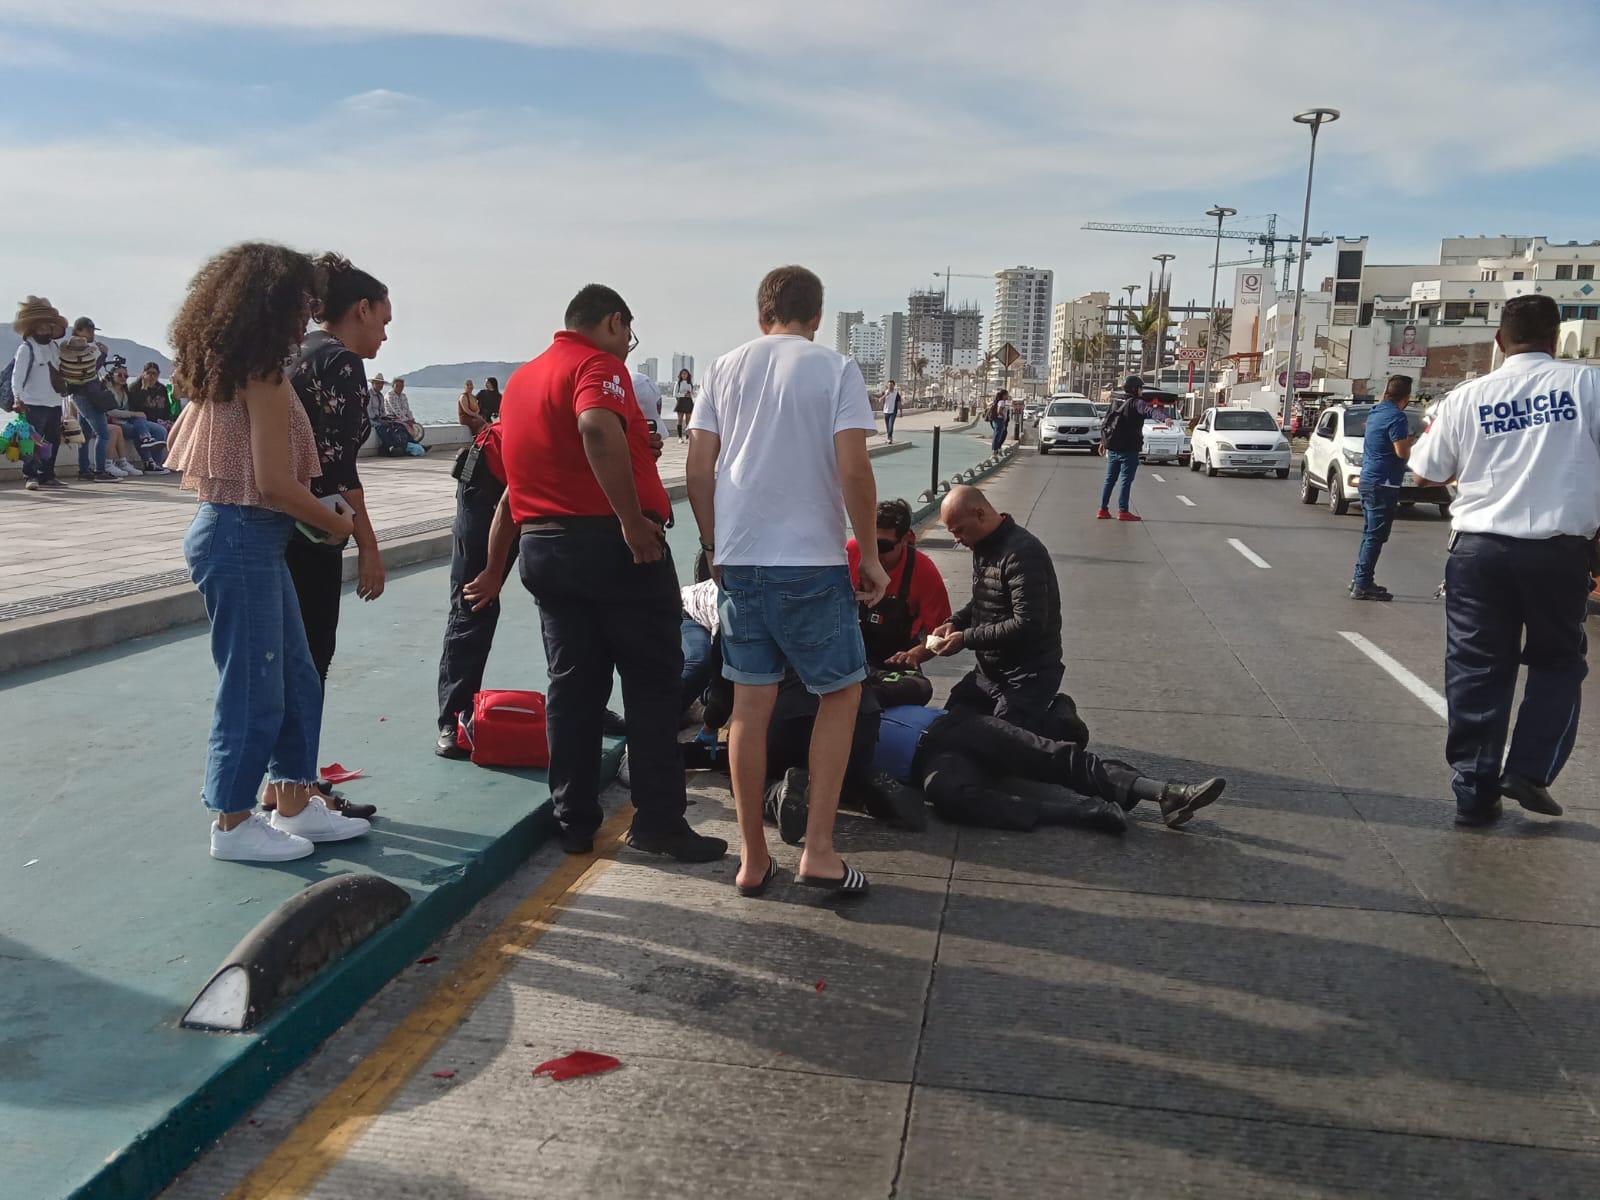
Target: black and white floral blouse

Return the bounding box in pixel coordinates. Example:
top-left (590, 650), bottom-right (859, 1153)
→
top-left (291, 330), bottom-right (371, 499)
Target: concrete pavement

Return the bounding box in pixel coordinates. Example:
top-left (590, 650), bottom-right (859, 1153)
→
top-left (157, 449), bottom-right (1600, 1199)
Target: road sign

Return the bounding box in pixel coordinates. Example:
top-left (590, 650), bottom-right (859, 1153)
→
top-left (1175, 348), bottom-right (1205, 363)
top-left (998, 342), bottom-right (1021, 368)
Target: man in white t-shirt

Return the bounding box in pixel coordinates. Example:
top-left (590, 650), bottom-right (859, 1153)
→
top-left (631, 369), bottom-right (664, 433)
top-left (1410, 294), bottom-right (1600, 827)
top-left (687, 265), bottom-right (889, 898)
top-left (881, 380), bottom-right (901, 442)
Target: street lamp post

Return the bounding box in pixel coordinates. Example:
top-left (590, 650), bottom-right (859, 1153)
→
top-left (1203, 205), bottom-right (1237, 412)
top-left (1283, 108), bottom-right (1339, 434)
top-left (1152, 254), bottom-right (1176, 378)
top-left (1121, 284), bottom-right (1140, 379)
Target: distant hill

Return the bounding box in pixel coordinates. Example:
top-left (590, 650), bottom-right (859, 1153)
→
top-left (397, 360), bottom-right (523, 388)
top-left (1, 330), bottom-right (172, 375)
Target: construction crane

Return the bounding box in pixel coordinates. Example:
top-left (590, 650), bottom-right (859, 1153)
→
top-left (1214, 248), bottom-right (1318, 288)
top-left (933, 267), bottom-right (989, 306)
top-left (1082, 216), bottom-right (1331, 290)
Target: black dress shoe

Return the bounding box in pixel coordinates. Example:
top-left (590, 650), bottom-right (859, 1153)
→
top-left (557, 826), bottom-right (596, 855)
top-left (1158, 777), bottom-right (1227, 828)
top-left (1499, 773), bottom-right (1562, 816)
top-left (328, 794), bottom-right (378, 820)
top-left (855, 769), bottom-right (928, 832)
top-left (1350, 586), bottom-right (1394, 602)
top-left (765, 768), bottom-right (810, 845)
top-left (1455, 799), bottom-right (1504, 828)
top-left (625, 825), bottom-right (728, 862)
top-left (436, 727), bottom-right (469, 759)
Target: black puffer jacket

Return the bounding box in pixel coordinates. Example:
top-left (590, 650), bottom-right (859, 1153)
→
top-left (949, 515), bottom-right (1062, 678)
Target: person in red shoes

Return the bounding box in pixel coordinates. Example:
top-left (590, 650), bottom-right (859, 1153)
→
top-left (1096, 374), bottom-right (1156, 521)
top-left (929, 485), bottom-right (1085, 744)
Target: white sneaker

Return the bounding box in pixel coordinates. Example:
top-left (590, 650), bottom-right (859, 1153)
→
top-left (104, 460), bottom-right (128, 477)
top-left (119, 458), bottom-right (143, 476)
top-left (24, 479), bottom-right (40, 491)
top-left (211, 812), bottom-right (314, 862)
top-left (269, 795), bottom-right (371, 843)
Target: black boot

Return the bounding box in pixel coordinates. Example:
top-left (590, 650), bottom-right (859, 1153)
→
top-left (1044, 693), bottom-right (1090, 748)
top-left (1107, 764), bottom-right (1227, 828)
top-left (1036, 795), bottom-right (1127, 834)
top-left (852, 770), bottom-right (928, 832)
top-left (763, 768), bottom-right (809, 845)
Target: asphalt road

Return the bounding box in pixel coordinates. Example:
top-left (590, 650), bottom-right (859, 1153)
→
top-left (163, 448), bottom-right (1600, 1200)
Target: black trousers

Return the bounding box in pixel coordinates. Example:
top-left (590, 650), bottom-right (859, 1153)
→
top-left (519, 522), bottom-right (688, 839)
top-left (437, 480), bottom-right (518, 730)
top-left (285, 535), bottom-right (344, 688)
top-left (1444, 532), bottom-right (1591, 810)
top-left (23, 404), bottom-right (62, 483)
top-left (947, 654), bottom-right (1067, 738)
top-left (766, 703), bottom-right (879, 810)
top-left (918, 710), bottom-right (1129, 829)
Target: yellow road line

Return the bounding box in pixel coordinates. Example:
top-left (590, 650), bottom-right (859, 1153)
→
top-left (226, 807), bottom-right (635, 1200)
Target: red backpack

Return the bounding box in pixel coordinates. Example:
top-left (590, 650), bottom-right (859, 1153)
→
top-left (455, 689), bottom-right (551, 768)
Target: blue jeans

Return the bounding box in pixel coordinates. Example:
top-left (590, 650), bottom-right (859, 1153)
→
top-left (1353, 484), bottom-right (1399, 588)
top-left (118, 415), bottom-right (168, 466)
top-left (73, 396), bottom-right (109, 473)
top-left (1100, 449), bottom-right (1140, 511)
top-left (884, 411), bottom-right (897, 439)
top-left (680, 615), bottom-right (716, 714)
top-left (184, 504), bottom-right (324, 814)
top-left (990, 419), bottom-right (1008, 455)
top-left (717, 565), bottom-right (867, 695)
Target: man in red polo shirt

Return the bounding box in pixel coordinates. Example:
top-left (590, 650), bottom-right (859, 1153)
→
top-left (498, 284), bottom-right (726, 863)
top-left (846, 497), bottom-right (953, 670)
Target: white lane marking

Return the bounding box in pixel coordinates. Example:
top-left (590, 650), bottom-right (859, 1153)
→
top-left (1339, 631), bottom-right (1448, 721)
top-left (1151, 472), bottom-right (1166, 483)
top-left (1227, 538), bottom-right (1271, 569)
top-left (1176, 495), bottom-right (1196, 507)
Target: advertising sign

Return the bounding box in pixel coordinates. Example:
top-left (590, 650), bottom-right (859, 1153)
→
top-left (1388, 322), bottom-right (1429, 369)
top-left (1233, 268), bottom-right (1265, 309)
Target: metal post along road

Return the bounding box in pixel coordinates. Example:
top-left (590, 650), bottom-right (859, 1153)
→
top-left (1282, 108), bottom-right (1340, 429)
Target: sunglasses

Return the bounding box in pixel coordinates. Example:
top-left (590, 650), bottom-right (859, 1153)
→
top-left (876, 538), bottom-right (899, 555)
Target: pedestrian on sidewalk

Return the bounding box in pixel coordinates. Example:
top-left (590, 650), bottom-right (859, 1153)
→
top-left (9, 296), bottom-right (69, 491)
top-left (687, 264), bottom-right (888, 898)
top-left (287, 253), bottom-right (390, 683)
top-left (673, 368), bottom-right (694, 440)
top-left (1097, 375), bottom-right (1152, 521)
top-left (987, 389), bottom-right (1009, 455)
top-left (165, 241), bottom-right (371, 862)
top-left (476, 377), bottom-right (503, 423)
top-left (1410, 294), bottom-right (1600, 827)
top-left (434, 420), bottom-right (517, 757)
top-left (62, 319), bottom-right (118, 481)
top-left (881, 379), bottom-right (901, 442)
top-left (499, 284), bottom-right (725, 863)
top-left (931, 484), bottom-right (1086, 744)
top-left (1349, 376), bottom-right (1418, 601)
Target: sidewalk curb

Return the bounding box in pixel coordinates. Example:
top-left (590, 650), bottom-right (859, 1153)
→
top-left (0, 439), bottom-right (923, 675)
top-left (74, 744), bottom-right (624, 1200)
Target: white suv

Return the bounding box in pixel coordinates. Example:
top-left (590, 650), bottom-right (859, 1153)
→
top-left (1190, 407), bottom-right (1291, 478)
top-left (1298, 402), bottom-right (1453, 517)
top-left (1037, 396), bottom-right (1100, 454)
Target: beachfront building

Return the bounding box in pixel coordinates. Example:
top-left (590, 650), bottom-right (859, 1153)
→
top-left (846, 320), bottom-right (886, 388)
top-left (1048, 292), bottom-right (1109, 394)
top-left (990, 266), bottom-right (1053, 390)
top-left (881, 311), bottom-right (907, 386)
top-left (834, 310), bottom-right (864, 356)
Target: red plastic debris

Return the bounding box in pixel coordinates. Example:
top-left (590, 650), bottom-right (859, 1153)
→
top-left (415, 956), bottom-right (439, 965)
top-left (431, 1070), bottom-right (456, 1079)
top-left (815, 980), bottom-right (826, 992)
top-left (532, 1051), bottom-right (621, 1082)
top-left (378, 716), bottom-right (388, 722)
top-left (320, 763), bottom-right (365, 784)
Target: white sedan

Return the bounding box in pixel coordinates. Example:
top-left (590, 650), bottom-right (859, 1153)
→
top-left (1190, 407), bottom-right (1292, 478)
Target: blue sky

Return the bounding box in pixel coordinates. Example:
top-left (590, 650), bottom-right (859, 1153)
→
top-left (4, 0), bottom-right (1599, 375)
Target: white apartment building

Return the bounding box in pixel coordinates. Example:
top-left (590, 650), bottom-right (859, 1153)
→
top-left (670, 352), bottom-right (695, 381)
top-left (990, 267), bottom-right (1054, 387)
top-left (635, 357), bottom-right (659, 384)
top-left (834, 310), bottom-right (864, 356)
top-left (881, 312), bottom-right (907, 385)
top-left (847, 320), bottom-right (886, 388)
top-left (1048, 292), bottom-right (1109, 393)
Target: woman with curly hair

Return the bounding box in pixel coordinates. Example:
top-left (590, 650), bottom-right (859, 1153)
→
top-left (165, 242), bottom-right (372, 862)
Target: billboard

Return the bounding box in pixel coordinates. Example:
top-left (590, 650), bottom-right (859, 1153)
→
top-left (1233, 268), bottom-right (1266, 310)
top-left (1388, 322), bottom-right (1429, 369)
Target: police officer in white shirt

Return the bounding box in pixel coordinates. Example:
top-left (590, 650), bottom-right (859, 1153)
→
top-left (1411, 295), bottom-right (1600, 826)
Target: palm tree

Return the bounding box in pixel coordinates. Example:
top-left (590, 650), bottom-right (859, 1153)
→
top-left (1201, 308), bottom-right (1233, 352)
top-left (977, 350), bottom-right (996, 397)
top-left (910, 355), bottom-right (928, 403)
top-left (1125, 303), bottom-right (1171, 374)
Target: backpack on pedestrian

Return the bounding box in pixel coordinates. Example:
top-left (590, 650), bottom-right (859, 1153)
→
top-left (1101, 396), bottom-right (1140, 447)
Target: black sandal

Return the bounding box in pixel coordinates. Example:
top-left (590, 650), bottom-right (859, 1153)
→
top-left (796, 861), bottom-right (869, 897)
top-left (737, 857), bottom-right (780, 899)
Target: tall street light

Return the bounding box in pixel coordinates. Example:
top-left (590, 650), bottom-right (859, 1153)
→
top-left (1282, 108), bottom-right (1339, 432)
top-left (1152, 254), bottom-right (1176, 378)
top-left (1203, 205), bottom-right (1237, 413)
top-left (1121, 284), bottom-right (1140, 378)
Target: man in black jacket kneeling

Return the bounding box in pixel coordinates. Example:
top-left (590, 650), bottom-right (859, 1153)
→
top-left (930, 484), bottom-right (1084, 742)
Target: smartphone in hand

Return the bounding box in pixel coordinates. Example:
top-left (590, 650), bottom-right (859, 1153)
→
top-left (296, 495), bottom-right (352, 545)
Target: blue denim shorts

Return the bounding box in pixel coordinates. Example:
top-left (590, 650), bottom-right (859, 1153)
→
top-left (717, 565), bottom-right (867, 695)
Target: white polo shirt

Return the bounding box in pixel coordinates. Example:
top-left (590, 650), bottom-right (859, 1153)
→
top-left (1410, 352), bottom-right (1600, 539)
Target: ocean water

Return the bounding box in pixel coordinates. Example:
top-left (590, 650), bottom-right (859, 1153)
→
top-left (403, 386), bottom-right (477, 426)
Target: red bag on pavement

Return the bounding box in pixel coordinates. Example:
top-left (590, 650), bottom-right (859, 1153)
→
top-left (456, 689), bottom-right (551, 768)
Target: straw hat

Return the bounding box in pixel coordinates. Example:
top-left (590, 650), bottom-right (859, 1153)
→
top-left (371, 373), bottom-right (387, 385)
top-left (12, 295), bottom-right (67, 338)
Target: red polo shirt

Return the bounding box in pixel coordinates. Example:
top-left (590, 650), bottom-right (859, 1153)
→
top-left (499, 331), bottom-right (671, 522)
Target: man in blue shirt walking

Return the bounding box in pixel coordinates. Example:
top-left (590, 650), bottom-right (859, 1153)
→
top-left (1351, 375), bottom-right (1419, 601)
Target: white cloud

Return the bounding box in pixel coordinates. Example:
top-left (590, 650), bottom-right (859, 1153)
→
top-left (3, 1), bottom-right (1598, 370)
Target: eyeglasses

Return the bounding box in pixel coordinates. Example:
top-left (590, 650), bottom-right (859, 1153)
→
top-left (626, 327), bottom-right (640, 356)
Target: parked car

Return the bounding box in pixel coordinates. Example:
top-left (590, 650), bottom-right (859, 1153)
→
top-left (1037, 397), bottom-right (1100, 454)
top-left (1189, 407), bottom-right (1292, 478)
top-left (1138, 390), bottom-right (1188, 464)
top-left (1298, 402), bottom-right (1452, 517)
